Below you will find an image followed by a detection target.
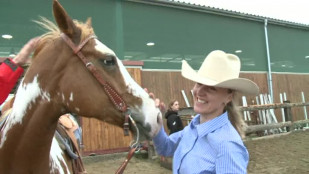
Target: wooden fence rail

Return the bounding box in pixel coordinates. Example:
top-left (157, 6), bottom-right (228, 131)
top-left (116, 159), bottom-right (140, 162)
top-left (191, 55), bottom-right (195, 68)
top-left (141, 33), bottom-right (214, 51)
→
top-left (245, 119), bottom-right (309, 134)
top-left (239, 102), bottom-right (309, 111)
top-left (178, 102), bottom-right (309, 133)
top-left (178, 102), bottom-right (309, 116)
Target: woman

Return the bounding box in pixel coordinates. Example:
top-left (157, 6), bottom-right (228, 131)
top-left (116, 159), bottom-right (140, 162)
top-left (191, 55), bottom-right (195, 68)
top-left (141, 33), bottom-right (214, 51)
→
top-left (153, 50), bottom-right (259, 173)
top-left (165, 100), bottom-right (184, 135)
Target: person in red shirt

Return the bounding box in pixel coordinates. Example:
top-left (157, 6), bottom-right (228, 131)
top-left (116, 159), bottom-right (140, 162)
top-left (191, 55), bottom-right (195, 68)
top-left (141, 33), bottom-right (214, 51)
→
top-left (0, 37), bottom-right (40, 105)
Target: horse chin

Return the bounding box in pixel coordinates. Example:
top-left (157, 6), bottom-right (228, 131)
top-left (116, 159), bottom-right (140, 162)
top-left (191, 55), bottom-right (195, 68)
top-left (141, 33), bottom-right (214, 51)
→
top-left (131, 124), bottom-right (152, 142)
top-left (136, 133), bottom-right (150, 142)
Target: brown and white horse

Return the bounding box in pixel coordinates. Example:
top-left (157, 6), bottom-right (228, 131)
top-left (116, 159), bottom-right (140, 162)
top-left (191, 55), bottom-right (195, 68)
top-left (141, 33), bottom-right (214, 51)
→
top-left (0, 0), bottom-right (162, 173)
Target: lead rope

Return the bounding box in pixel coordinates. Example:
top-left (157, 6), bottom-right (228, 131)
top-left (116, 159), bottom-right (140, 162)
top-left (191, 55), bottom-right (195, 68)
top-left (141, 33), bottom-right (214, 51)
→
top-left (115, 115), bottom-right (140, 174)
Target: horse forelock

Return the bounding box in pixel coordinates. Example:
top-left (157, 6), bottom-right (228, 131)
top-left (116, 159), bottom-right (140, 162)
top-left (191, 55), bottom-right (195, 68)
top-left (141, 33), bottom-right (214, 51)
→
top-left (33, 17), bottom-right (94, 58)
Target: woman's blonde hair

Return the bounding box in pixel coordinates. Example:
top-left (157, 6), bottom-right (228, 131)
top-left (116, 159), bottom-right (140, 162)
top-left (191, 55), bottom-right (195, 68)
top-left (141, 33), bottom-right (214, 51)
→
top-left (225, 92), bottom-right (247, 139)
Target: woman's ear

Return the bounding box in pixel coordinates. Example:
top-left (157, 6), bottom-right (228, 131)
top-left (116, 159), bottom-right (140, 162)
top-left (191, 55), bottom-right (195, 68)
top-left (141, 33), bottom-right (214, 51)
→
top-left (226, 90), bottom-right (234, 104)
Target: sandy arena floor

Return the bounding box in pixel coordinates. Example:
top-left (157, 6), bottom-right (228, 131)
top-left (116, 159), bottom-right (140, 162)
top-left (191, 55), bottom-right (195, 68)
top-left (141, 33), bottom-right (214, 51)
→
top-left (83, 129), bottom-right (309, 174)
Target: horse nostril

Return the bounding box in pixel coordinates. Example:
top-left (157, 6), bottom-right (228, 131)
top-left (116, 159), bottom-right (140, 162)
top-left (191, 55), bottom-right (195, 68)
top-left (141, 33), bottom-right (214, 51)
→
top-left (157, 113), bottom-right (160, 124)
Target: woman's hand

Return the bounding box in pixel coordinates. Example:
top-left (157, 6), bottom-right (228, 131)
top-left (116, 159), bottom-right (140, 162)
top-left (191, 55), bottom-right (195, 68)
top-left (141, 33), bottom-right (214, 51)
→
top-left (144, 88), bottom-right (166, 126)
top-left (144, 88), bottom-right (166, 113)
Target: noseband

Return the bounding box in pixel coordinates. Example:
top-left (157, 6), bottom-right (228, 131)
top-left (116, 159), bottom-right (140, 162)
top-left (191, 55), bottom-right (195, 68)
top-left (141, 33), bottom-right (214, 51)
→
top-left (60, 33), bottom-right (132, 136)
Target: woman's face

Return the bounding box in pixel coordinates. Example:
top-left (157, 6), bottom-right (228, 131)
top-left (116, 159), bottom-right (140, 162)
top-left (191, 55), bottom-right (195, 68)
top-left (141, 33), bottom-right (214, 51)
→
top-left (171, 101), bottom-right (179, 111)
top-left (192, 83), bottom-right (233, 117)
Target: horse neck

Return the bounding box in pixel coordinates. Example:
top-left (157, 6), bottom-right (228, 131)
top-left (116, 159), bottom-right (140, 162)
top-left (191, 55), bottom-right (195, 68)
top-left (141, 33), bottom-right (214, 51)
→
top-left (0, 94), bottom-right (63, 172)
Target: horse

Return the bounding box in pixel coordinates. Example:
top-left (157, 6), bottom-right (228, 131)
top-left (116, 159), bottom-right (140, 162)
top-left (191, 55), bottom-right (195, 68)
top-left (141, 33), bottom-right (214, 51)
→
top-left (0, 0), bottom-right (162, 173)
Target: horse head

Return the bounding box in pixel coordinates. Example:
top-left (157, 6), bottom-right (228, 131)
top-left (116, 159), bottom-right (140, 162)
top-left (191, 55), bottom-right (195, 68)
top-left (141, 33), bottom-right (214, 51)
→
top-left (27, 0), bottom-right (162, 140)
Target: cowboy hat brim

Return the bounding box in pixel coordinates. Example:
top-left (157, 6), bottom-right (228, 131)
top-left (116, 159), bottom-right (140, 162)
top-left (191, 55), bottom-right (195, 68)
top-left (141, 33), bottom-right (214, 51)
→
top-left (181, 60), bottom-right (259, 95)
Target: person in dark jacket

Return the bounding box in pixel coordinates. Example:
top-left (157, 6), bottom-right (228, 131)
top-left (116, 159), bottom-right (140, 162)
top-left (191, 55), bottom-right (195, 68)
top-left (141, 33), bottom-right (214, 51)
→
top-left (165, 100), bottom-right (184, 135)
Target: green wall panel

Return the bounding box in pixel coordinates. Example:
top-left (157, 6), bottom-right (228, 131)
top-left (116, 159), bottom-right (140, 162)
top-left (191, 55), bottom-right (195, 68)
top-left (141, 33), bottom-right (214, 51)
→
top-left (1, 0), bottom-right (309, 72)
top-left (267, 24), bottom-right (309, 72)
top-left (122, 1), bottom-right (267, 71)
top-left (0, 0), bottom-right (117, 57)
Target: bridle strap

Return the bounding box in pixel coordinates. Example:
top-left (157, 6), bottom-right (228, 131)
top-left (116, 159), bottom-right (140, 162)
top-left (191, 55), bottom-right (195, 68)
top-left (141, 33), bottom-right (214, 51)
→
top-left (61, 33), bottom-right (96, 54)
top-left (60, 33), bottom-right (129, 133)
top-left (115, 147), bottom-right (137, 174)
top-left (61, 33), bottom-right (135, 173)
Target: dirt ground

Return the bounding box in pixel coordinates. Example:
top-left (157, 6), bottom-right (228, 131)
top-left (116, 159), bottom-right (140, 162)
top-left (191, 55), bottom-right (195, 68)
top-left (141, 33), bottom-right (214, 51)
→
top-left (83, 152), bottom-right (170, 174)
top-left (246, 129), bottom-right (309, 174)
top-left (83, 129), bottom-right (309, 174)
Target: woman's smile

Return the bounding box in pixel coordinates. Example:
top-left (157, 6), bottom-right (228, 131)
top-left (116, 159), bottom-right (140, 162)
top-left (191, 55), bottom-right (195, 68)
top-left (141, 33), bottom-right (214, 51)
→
top-left (197, 97), bottom-right (206, 104)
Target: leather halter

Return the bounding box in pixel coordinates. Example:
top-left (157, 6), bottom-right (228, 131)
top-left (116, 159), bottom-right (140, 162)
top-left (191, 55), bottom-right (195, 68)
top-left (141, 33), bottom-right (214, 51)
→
top-left (60, 33), bottom-right (130, 136)
top-left (61, 33), bottom-right (139, 174)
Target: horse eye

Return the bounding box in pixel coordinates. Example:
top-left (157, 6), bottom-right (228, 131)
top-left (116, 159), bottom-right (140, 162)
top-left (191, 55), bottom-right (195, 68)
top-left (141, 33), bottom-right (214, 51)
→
top-left (99, 56), bottom-right (116, 66)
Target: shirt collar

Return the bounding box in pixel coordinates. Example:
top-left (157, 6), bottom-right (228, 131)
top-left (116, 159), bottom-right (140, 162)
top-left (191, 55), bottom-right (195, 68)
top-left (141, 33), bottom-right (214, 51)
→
top-left (191, 112), bottom-right (229, 137)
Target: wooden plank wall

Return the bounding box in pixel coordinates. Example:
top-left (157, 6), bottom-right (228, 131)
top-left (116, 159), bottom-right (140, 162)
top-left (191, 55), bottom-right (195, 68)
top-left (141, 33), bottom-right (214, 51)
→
top-left (272, 73), bottom-right (309, 121)
top-left (81, 118), bottom-right (133, 154)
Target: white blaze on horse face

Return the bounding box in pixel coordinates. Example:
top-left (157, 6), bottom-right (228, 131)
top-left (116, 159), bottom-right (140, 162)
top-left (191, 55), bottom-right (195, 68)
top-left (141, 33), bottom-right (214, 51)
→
top-left (0, 75), bottom-right (51, 148)
top-left (116, 58), bottom-right (162, 137)
top-left (94, 39), bottom-right (116, 56)
top-left (94, 39), bottom-right (149, 99)
top-left (50, 137), bottom-right (70, 174)
top-left (94, 39), bottom-right (161, 137)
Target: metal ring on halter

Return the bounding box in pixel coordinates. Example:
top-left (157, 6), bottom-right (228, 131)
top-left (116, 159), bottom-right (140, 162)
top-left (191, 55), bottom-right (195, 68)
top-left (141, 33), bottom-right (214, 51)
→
top-left (86, 62), bottom-right (93, 67)
top-left (128, 115), bottom-right (140, 149)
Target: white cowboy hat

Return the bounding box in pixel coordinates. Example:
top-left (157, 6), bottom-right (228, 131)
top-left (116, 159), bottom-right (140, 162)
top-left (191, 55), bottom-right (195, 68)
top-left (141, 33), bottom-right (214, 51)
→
top-left (181, 50), bottom-right (259, 95)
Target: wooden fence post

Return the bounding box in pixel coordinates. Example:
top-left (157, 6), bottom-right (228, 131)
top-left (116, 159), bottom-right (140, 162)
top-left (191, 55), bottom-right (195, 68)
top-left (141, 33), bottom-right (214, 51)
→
top-left (283, 100), bottom-right (293, 131)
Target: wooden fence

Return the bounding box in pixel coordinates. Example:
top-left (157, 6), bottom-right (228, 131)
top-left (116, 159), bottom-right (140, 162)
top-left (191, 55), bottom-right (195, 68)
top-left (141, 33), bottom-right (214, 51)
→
top-left (178, 102), bottom-right (309, 134)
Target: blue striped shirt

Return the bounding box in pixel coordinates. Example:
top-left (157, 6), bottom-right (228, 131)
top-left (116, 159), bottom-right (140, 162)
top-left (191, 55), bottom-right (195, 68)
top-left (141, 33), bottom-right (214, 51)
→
top-left (153, 112), bottom-right (248, 174)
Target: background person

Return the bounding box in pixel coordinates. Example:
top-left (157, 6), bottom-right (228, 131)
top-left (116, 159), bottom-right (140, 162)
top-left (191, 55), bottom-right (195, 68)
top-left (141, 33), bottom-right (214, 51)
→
top-left (165, 100), bottom-right (184, 135)
top-left (153, 50), bottom-right (259, 173)
top-left (59, 113), bottom-right (83, 149)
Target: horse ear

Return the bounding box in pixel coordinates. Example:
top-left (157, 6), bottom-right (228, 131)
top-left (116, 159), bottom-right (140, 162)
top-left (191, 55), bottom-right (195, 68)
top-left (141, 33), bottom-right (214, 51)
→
top-left (53, 0), bottom-right (81, 44)
top-left (86, 17), bottom-right (92, 28)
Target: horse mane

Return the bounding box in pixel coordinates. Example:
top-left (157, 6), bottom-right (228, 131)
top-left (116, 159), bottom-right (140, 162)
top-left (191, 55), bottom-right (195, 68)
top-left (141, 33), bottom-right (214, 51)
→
top-left (32, 16), bottom-right (94, 58)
